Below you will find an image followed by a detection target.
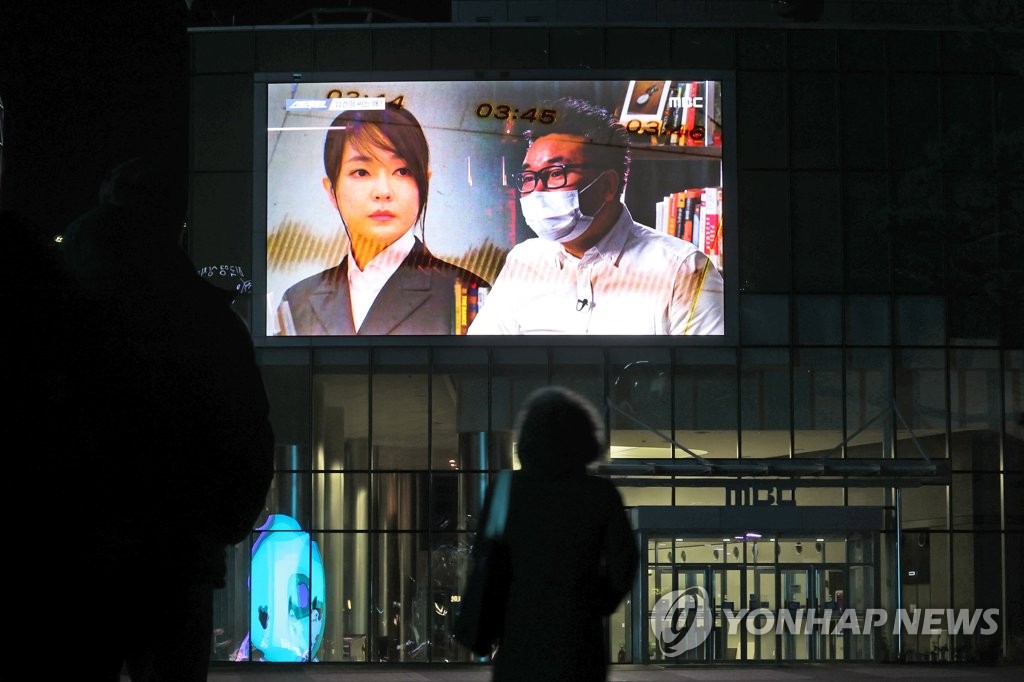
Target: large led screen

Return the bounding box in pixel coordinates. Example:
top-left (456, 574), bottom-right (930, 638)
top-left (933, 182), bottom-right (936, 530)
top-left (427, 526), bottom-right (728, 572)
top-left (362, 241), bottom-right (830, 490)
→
top-left (266, 78), bottom-right (727, 337)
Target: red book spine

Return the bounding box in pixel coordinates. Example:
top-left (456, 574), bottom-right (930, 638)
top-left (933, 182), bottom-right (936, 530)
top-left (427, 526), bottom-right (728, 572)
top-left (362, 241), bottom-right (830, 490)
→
top-left (686, 81), bottom-right (705, 146)
top-left (673, 191), bottom-right (686, 239)
top-left (702, 187), bottom-right (720, 257)
top-left (666, 192), bottom-right (679, 238)
top-left (681, 189), bottom-right (700, 243)
top-left (466, 282), bottom-right (479, 329)
top-left (682, 81), bottom-right (698, 145)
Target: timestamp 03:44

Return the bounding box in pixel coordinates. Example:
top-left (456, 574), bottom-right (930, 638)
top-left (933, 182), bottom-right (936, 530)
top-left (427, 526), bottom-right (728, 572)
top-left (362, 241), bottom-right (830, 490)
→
top-left (476, 103), bottom-right (556, 124)
top-left (325, 90), bottom-right (406, 108)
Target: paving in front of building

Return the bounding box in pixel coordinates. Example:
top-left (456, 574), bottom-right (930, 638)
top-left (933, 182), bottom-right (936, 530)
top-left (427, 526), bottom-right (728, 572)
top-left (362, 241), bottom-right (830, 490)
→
top-left (117, 662), bottom-right (1024, 681)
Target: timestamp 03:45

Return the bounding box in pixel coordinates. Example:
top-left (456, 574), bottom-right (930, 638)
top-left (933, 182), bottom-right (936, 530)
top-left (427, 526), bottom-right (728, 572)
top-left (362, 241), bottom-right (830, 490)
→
top-left (476, 103), bottom-right (556, 124)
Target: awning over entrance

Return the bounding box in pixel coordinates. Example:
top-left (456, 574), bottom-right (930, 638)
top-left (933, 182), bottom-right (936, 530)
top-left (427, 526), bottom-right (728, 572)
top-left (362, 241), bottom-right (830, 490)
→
top-left (632, 506), bottom-right (883, 532)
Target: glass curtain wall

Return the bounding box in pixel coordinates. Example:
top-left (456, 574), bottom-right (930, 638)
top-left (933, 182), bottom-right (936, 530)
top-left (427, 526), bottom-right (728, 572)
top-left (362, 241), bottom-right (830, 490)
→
top-left (224, 341), bottom-right (1019, 664)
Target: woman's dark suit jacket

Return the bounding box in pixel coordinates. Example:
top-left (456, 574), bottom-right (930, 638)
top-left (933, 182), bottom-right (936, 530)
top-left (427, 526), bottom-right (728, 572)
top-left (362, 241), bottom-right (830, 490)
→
top-left (278, 238), bottom-right (489, 335)
top-left (491, 469), bottom-right (638, 682)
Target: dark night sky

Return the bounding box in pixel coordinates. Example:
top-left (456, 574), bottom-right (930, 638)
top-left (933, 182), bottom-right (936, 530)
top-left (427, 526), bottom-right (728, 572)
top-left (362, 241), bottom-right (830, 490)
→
top-left (1, 1), bottom-right (191, 233)
top-left (0, 1), bottom-right (450, 234)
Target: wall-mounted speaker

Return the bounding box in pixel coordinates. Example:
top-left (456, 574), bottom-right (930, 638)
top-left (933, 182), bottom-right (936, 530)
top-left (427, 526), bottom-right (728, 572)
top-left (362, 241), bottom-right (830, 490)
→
top-left (901, 530), bottom-right (931, 584)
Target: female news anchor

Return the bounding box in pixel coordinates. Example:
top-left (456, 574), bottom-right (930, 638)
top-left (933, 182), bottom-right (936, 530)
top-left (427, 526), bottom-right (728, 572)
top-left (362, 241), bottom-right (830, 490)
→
top-left (277, 102), bottom-right (488, 335)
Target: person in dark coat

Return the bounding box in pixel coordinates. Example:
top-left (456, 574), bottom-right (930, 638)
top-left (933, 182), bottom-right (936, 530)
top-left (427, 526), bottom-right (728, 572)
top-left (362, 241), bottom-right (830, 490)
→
top-left (59, 157), bottom-right (275, 681)
top-left (490, 386), bottom-right (637, 682)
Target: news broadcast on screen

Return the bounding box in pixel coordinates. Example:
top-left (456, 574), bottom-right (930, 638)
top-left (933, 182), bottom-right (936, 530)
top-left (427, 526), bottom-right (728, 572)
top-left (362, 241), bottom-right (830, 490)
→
top-left (266, 78), bottom-right (726, 337)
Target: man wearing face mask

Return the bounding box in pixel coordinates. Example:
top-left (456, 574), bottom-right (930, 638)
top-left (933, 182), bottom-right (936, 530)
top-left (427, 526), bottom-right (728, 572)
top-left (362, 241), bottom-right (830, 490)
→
top-left (468, 97), bottom-right (724, 335)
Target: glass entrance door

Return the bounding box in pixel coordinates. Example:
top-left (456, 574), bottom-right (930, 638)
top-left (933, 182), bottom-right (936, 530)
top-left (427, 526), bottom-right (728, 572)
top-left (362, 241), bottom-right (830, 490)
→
top-left (779, 567), bottom-right (811, 660)
top-left (814, 566), bottom-right (848, 661)
top-left (674, 568), bottom-right (711, 661)
top-left (745, 565), bottom-right (776, 661)
top-left (648, 563), bottom-right (674, 663)
top-left (715, 567), bottom-right (742, 661)
top-left (647, 563), bottom-right (712, 662)
top-left (777, 565), bottom-right (850, 661)
top-left (640, 535), bottom-right (874, 664)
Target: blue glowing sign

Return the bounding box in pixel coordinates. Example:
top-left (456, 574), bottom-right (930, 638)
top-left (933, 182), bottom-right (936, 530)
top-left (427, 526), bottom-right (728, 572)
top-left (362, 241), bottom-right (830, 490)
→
top-left (248, 514), bottom-right (326, 662)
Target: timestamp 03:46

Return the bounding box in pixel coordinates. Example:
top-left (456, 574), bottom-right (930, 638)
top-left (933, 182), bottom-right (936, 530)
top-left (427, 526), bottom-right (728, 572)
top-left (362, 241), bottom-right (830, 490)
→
top-left (476, 103), bottom-right (556, 124)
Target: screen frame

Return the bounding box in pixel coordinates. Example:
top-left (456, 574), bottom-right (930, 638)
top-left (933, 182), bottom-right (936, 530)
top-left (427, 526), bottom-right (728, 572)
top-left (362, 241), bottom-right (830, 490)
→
top-left (252, 69), bottom-right (738, 348)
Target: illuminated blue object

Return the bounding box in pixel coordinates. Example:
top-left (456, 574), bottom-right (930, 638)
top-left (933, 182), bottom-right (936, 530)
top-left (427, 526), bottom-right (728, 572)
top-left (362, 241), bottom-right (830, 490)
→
top-left (249, 514), bottom-right (326, 661)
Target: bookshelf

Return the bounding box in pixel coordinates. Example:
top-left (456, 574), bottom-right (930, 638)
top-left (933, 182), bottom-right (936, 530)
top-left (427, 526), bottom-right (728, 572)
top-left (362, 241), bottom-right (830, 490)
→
top-left (626, 141), bottom-right (721, 218)
top-left (618, 79), bottom-right (725, 273)
top-left (630, 145), bottom-right (722, 161)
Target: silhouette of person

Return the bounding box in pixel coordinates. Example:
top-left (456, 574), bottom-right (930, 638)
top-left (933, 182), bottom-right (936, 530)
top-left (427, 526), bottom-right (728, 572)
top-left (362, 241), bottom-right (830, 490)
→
top-left (3, 207), bottom-right (86, 659)
top-left (488, 386), bottom-right (637, 682)
top-left (59, 157), bottom-right (275, 681)
top-left (1, 208), bottom-right (71, 458)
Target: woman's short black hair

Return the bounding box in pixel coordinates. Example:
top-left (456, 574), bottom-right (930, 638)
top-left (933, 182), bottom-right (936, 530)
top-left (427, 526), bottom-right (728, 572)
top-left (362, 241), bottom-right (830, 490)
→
top-left (514, 386), bottom-right (606, 473)
top-left (322, 102), bottom-right (430, 229)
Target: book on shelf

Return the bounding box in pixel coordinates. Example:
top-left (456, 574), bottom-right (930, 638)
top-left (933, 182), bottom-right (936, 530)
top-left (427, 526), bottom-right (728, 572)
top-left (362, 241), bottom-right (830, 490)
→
top-left (693, 193), bottom-right (704, 257)
top-left (680, 188), bottom-right (701, 242)
top-left (701, 187), bottom-right (720, 265)
top-left (649, 185), bottom-right (724, 272)
top-left (454, 280), bottom-right (465, 335)
top-left (453, 279), bottom-right (487, 335)
top-left (656, 195), bottom-right (668, 235)
top-left (681, 81), bottom-right (699, 146)
top-left (476, 284), bottom-right (489, 316)
top-left (704, 80), bottom-right (722, 147)
top-left (660, 84), bottom-right (676, 144)
top-left (454, 280), bottom-right (467, 335)
top-left (708, 187), bottom-right (723, 271)
top-left (467, 282), bottom-right (479, 329)
top-left (665, 192), bottom-right (679, 237)
top-left (668, 82), bottom-right (685, 145)
top-left (689, 81), bottom-right (713, 146)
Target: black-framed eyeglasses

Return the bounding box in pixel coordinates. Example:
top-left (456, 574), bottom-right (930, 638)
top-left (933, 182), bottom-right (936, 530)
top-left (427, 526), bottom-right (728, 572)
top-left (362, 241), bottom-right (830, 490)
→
top-left (510, 163), bottom-right (593, 194)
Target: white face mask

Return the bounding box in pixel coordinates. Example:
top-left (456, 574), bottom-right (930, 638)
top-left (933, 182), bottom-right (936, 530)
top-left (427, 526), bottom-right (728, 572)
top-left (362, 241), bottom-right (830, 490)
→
top-left (519, 172), bottom-right (607, 243)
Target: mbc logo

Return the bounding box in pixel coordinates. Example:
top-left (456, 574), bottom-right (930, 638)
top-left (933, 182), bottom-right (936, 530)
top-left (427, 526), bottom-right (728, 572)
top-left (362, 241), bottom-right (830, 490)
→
top-left (667, 95), bottom-right (704, 109)
top-left (649, 586), bottom-right (713, 656)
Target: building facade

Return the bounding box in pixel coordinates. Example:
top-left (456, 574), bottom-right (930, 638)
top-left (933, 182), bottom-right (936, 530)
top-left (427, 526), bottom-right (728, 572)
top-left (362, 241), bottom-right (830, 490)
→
top-left (187, 1), bottom-right (1023, 667)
